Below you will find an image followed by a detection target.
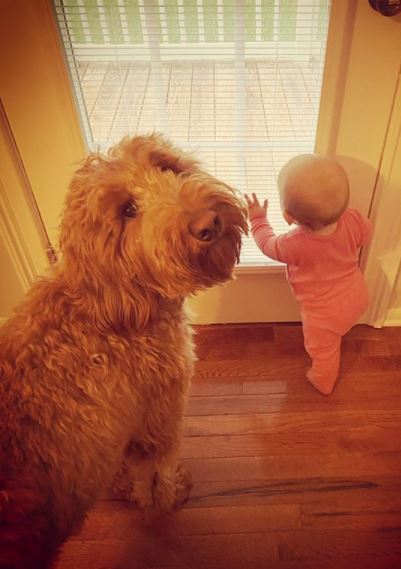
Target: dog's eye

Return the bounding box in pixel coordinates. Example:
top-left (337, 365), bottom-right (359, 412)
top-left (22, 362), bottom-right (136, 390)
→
top-left (122, 201), bottom-right (137, 219)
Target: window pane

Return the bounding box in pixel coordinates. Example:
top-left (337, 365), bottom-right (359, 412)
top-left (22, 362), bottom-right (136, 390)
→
top-left (54, 0), bottom-right (331, 266)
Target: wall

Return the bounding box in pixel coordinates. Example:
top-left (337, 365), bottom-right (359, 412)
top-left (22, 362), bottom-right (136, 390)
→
top-left (189, 270), bottom-right (300, 324)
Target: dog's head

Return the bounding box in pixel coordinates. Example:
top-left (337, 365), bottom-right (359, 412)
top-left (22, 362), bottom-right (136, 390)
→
top-left (60, 134), bottom-right (247, 326)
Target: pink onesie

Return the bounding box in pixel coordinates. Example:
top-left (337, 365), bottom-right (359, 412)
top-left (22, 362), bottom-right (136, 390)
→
top-left (250, 208), bottom-right (373, 394)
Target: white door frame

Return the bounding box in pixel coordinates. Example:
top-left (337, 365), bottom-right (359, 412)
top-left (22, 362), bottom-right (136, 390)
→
top-left (0, 101), bottom-right (49, 288)
top-left (362, 72), bottom-right (401, 327)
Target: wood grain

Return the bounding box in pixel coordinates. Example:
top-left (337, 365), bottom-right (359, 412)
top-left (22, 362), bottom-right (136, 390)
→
top-left (56, 324), bottom-right (401, 569)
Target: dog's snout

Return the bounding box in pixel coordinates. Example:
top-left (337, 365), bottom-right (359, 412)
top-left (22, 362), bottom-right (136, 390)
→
top-left (189, 209), bottom-right (222, 242)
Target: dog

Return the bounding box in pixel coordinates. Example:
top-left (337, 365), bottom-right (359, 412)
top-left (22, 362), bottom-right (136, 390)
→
top-left (0, 134), bottom-right (247, 568)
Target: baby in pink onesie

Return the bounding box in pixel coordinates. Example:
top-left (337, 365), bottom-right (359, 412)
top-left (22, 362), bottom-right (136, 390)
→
top-left (245, 154), bottom-right (373, 395)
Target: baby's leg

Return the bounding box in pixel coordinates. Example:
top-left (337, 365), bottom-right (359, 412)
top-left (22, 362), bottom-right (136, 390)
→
top-left (303, 323), bottom-right (341, 395)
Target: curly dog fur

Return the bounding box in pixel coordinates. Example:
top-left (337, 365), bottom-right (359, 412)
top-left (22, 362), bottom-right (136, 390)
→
top-left (0, 134), bottom-right (247, 568)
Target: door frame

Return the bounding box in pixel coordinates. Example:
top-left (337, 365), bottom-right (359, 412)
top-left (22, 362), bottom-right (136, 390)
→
top-left (362, 72), bottom-right (401, 327)
top-left (1, 0), bottom-right (400, 325)
top-left (0, 101), bottom-right (49, 288)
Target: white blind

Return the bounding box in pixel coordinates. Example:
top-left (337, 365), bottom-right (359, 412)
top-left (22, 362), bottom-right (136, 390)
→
top-left (54, 0), bottom-right (331, 266)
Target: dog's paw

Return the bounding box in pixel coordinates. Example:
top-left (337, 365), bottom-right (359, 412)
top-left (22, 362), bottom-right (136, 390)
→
top-left (109, 467), bottom-right (134, 501)
top-left (173, 464), bottom-right (192, 510)
top-left (132, 480), bottom-right (154, 510)
top-left (132, 464), bottom-right (192, 523)
top-left (146, 465), bottom-right (192, 518)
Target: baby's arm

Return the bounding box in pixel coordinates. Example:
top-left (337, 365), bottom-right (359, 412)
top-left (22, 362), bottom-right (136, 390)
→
top-left (245, 194), bottom-right (289, 263)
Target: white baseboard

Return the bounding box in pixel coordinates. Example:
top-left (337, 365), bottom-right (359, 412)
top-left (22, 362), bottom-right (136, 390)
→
top-left (384, 306), bottom-right (401, 326)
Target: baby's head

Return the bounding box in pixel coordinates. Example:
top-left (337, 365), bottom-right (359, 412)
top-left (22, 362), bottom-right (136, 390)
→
top-left (278, 154), bottom-right (349, 230)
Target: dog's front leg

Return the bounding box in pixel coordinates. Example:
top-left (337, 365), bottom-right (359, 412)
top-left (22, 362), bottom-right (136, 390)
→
top-left (121, 438), bottom-right (192, 517)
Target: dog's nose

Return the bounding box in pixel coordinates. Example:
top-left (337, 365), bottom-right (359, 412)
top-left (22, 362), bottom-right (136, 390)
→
top-left (189, 209), bottom-right (222, 242)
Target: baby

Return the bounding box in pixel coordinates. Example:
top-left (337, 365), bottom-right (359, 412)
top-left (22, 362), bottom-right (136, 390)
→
top-left (245, 154), bottom-right (373, 395)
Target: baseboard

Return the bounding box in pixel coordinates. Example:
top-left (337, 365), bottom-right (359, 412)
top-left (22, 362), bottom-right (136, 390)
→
top-left (384, 318), bottom-right (401, 327)
top-left (384, 307), bottom-right (401, 327)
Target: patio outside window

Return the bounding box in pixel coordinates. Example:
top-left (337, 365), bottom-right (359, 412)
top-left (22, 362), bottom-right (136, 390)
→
top-left (54, 0), bottom-right (331, 266)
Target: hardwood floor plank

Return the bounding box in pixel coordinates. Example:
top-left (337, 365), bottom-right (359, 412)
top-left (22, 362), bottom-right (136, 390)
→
top-left (181, 426), bottom-right (401, 459)
top-left (196, 336), bottom-right (401, 361)
top-left (276, 528), bottom-right (401, 562)
top-left (183, 452), bottom-right (401, 483)
top-left (69, 502), bottom-right (300, 541)
top-left (301, 499), bottom-right (401, 530)
top-left (195, 352), bottom-right (401, 380)
top-left (345, 325), bottom-right (401, 341)
top-left (184, 410), bottom-right (401, 437)
top-left (196, 338), bottom-right (306, 360)
top-left (189, 475), bottom-right (401, 508)
top-left (277, 559), bottom-right (401, 569)
top-left (272, 323), bottom-right (304, 343)
top-left (194, 357), bottom-right (309, 380)
top-left (189, 380), bottom-right (243, 397)
top-left (58, 532), bottom-right (278, 569)
top-left (195, 323), bottom-right (275, 345)
top-left (242, 371), bottom-right (401, 395)
top-left (240, 378), bottom-right (295, 394)
top-left (186, 391), bottom-right (401, 416)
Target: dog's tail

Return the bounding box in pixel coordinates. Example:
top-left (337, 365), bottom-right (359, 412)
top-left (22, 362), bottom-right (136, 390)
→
top-left (0, 486), bottom-right (58, 569)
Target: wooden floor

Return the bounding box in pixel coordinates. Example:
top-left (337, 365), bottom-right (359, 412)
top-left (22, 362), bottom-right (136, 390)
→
top-left (56, 323), bottom-right (401, 569)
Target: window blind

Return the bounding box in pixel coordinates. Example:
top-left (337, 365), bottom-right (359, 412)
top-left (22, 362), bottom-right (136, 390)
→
top-left (54, 0), bottom-right (331, 266)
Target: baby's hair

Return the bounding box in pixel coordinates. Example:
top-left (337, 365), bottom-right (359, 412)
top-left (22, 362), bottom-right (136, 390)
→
top-left (278, 155), bottom-right (350, 231)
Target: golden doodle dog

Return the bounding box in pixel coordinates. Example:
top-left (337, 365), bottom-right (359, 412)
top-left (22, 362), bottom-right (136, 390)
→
top-left (0, 134), bottom-right (247, 568)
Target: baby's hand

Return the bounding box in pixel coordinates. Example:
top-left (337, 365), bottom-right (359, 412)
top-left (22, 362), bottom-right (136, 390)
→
top-left (244, 193), bottom-right (268, 220)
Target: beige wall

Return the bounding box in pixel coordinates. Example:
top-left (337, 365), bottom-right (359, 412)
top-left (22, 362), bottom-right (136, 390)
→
top-left (189, 271), bottom-right (300, 324)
